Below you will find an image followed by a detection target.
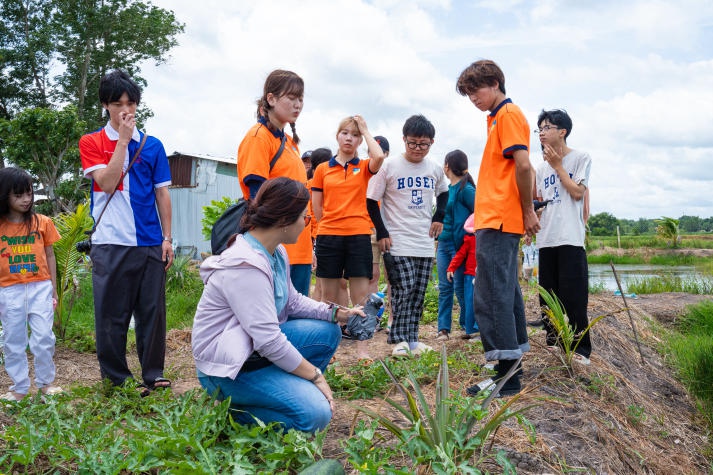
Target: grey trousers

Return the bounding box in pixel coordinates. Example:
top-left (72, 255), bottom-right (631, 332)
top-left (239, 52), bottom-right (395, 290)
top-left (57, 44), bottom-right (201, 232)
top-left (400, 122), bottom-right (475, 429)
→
top-left (474, 229), bottom-right (530, 361)
top-left (90, 244), bottom-right (166, 386)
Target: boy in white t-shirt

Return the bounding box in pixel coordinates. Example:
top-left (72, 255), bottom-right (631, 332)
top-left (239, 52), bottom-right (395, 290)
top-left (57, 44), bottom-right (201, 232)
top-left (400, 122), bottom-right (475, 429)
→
top-left (534, 109), bottom-right (592, 365)
top-left (367, 115), bottom-right (449, 357)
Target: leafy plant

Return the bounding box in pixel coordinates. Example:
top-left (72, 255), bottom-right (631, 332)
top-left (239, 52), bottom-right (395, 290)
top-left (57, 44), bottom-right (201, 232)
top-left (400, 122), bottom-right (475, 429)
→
top-left (201, 196), bottom-right (240, 241)
top-left (351, 346), bottom-right (534, 473)
top-left (655, 216), bottom-right (680, 248)
top-left (538, 285), bottom-right (604, 370)
top-left (51, 200), bottom-right (94, 338)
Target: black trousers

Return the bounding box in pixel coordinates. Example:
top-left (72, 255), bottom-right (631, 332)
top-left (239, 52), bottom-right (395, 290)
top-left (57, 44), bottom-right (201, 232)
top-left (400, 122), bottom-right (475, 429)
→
top-left (91, 244), bottom-right (167, 386)
top-left (538, 245), bottom-right (591, 358)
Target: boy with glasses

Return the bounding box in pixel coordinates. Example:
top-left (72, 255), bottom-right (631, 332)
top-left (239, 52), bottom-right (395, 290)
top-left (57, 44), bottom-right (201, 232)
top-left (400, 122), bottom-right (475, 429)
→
top-left (534, 109), bottom-right (592, 365)
top-left (456, 60), bottom-right (539, 397)
top-left (366, 115), bottom-right (449, 357)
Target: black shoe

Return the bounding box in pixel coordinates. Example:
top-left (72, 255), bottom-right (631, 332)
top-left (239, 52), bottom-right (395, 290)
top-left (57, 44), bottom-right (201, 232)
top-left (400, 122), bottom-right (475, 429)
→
top-left (494, 359), bottom-right (522, 396)
top-left (340, 325), bottom-right (354, 340)
top-left (527, 318), bottom-right (545, 327)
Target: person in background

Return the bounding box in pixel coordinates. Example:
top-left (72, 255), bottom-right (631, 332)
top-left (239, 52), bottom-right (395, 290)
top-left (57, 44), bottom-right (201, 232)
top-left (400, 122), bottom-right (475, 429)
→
top-left (0, 167), bottom-right (62, 401)
top-left (456, 59), bottom-right (539, 397)
top-left (446, 214), bottom-right (478, 339)
top-left (311, 116), bottom-right (385, 360)
top-left (192, 177), bottom-right (363, 433)
top-left (79, 69), bottom-right (174, 396)
top-left (367, 135), bottom-right (390, 297)
top-left (534, 109), bottom-right (592, 365)
top-left (302, 150), bottom-right (313, 179)
top-left (435, 149), bottom-right (475, 341)
top-left (521, 234), bottom-right (538, 281)
top-left (237, 69), bottom-right (312, 296)
top-left (367, 114), bottom-right (449, 357)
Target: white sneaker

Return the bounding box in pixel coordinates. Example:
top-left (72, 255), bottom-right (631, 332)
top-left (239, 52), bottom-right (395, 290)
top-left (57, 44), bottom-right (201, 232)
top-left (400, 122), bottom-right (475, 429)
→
top-left (413, 342), bottom-right (434, 355)
top-left (392, 341), bottom-right (411, 357)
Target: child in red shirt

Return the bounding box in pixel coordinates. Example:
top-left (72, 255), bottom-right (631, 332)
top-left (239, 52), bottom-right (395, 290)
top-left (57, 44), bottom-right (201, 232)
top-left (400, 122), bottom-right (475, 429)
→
top-left (447, 214), bottom-right (478, 337)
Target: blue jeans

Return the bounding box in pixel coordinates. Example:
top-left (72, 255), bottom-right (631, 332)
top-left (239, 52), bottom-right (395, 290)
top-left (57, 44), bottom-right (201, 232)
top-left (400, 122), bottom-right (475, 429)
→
top-left (197, 318), bottom-right (340, 433)
top-left (436, 240), bottom-right (465, 333)
top-left (290, 264), bottom-right (312, 297)
top-left (463, 274), bottom-right (479, 334)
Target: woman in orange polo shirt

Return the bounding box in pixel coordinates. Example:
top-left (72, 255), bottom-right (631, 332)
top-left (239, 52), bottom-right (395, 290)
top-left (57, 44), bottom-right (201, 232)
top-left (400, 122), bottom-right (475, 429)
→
top-left (311, 116), bottom-right (385, 360)
top-left (237, 70), bottom-right (313, 295)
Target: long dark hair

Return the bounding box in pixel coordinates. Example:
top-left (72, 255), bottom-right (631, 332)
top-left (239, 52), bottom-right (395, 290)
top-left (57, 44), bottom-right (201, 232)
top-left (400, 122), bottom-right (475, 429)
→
top-left (256, 69), bottom-right (304, 144)
top-left (444, 149), bottom-right (475, 191)
top-left (0, 167), bottom-right (38, 236)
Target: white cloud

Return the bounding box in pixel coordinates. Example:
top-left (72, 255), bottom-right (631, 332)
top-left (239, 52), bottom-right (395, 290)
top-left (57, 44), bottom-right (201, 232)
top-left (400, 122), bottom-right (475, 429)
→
top-left (140, 0), bottom-right (713, 219)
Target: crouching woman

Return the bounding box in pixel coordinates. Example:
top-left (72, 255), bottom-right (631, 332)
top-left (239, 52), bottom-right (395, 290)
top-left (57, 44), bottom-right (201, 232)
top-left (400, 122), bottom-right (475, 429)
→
top-left (192, 177), bottom-right (362, 432)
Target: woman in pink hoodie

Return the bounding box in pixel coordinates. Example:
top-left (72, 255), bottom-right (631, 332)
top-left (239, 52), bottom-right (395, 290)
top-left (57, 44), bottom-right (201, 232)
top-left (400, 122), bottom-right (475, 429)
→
top-left (192, 177), bottom-right (363, 432)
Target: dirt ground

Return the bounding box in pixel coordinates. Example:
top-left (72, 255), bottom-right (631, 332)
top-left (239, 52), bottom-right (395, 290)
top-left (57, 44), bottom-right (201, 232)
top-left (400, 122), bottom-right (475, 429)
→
top-left (1, 291), bottom-right (711, 473)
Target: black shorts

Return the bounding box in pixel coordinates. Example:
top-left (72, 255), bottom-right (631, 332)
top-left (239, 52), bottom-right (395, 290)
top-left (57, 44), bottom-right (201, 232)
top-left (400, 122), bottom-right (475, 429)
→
top-left (315, 234), bottom-right (373, 279)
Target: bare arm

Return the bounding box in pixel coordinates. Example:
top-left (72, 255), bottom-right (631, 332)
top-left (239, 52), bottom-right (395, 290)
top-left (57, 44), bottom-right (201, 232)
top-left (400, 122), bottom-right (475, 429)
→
top-left (90, 113), bottom-right (135, 191)
top-left (312, 190), bottom-right (324, 223)
top-left (543, 144), bottom-right (586, 201)
top-left (513, 149), bottom-right (540, 236)
top-left (45, 245), bottom-right (58, 302)
top-left (155, 186), bottom-right (174, 270)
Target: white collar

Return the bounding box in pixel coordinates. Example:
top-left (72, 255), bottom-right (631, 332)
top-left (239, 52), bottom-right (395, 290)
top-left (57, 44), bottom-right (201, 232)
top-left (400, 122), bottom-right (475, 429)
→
top-left (104, 121), bottom-right (141, 142)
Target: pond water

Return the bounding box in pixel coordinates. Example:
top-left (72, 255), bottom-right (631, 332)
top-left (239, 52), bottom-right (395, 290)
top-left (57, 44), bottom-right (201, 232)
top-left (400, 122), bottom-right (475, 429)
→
top-left (588, 264), bottom-right (700, 292)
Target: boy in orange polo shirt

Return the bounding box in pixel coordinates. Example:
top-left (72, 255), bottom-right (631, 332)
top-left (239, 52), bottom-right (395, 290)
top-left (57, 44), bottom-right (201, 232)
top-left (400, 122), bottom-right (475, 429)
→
top-left (456, 60), bottom-right (540, 397)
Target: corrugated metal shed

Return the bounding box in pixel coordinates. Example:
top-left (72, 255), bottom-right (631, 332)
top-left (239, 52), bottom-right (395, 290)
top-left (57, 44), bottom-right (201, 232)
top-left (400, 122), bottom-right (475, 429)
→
top-left (167, 152), bottom-right (242, 258)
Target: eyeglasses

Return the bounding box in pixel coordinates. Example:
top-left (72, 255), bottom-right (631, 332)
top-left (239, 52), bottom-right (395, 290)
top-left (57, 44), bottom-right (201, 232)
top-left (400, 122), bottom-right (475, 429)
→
top-left (406, 141), bottom-right (432, 150)
top-left (534, 125), bottom-right (559, 134)
top-left (304, 215), bottom-right (312, 226)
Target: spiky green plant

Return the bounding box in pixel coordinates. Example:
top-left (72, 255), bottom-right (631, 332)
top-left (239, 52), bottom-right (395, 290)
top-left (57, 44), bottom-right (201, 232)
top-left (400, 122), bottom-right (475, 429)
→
top-left (52, 201), bottom-right (94, 339)
top-left (538, 285), bottom-right (604, 370)
top-left (351, 347), bottom-right (534, 472)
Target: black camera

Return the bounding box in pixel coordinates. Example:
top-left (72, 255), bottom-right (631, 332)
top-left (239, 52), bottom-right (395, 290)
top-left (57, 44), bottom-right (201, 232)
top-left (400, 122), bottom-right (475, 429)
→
top-left (76, 240), bottom-right (92, 254)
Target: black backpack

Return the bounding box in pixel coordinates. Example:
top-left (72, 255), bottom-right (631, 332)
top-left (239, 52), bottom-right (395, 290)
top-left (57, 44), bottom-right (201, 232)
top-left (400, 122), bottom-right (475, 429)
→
top-left (210, 135), bottom-right (286, 255)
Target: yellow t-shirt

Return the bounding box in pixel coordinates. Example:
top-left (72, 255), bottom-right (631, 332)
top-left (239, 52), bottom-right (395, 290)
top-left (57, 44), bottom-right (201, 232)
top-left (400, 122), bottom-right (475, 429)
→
top-left (0, 214), bottom-right (60, 287)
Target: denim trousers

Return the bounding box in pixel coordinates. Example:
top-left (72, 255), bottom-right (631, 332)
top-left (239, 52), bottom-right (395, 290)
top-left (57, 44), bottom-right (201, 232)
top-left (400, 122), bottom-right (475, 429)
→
top-left (0, 280), bottom-right (56, 394)
top-left (463, 274), bottom-right (478, 334)
top-left (290, 264), bottom-right (312, 297)
top-left (436, 240), bottom-right (465, 333)
top-left (473, 229), bottom-right (529, 361)
top-left (198, 318), bottom-right (341, 433)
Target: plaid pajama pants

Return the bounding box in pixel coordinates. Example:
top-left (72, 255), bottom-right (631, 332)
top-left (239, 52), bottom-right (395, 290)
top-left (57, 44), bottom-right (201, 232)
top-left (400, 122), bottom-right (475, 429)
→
top-left (387, 255), bottom-right (433, 344)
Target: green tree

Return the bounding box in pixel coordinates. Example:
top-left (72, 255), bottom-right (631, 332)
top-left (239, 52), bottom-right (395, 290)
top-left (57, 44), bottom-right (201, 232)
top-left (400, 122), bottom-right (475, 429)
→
top-left (0, 106), bottom-right (86, 213)
top-left (678, 215), bottom-right (702, 233)
top-left (588, 212), bottom-right (618, 236)
top-left (655, 216), bottom-right (680, 248)
top-left (52, 0), bottom-right (184, 129)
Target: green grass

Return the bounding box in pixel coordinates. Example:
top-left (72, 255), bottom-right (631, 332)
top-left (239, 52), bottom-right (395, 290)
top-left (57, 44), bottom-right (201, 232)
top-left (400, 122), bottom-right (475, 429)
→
top-left (58, 258), bottom-right (204, 352)
top-left (664, 301), bottom-right (713, 428)
top-left (625, 275), bottom-right (713, 295)
top-left (587, 234), bottom-right (713, 251)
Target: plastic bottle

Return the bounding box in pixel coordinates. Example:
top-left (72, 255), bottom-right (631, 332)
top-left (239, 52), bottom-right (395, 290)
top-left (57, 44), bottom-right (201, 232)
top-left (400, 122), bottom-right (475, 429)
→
top-left (363, 292), bottom-right (385, 319)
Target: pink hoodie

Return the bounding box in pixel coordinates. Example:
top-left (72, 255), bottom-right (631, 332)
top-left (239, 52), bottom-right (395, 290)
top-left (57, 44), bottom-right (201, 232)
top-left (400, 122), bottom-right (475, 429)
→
top-left (192, 234), bottom-right (332, 379)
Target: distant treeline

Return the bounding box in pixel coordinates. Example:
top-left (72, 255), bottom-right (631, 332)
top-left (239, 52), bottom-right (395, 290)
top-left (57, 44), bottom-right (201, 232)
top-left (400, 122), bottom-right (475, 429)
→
top-left (589, 213), bottom-right (713, 236)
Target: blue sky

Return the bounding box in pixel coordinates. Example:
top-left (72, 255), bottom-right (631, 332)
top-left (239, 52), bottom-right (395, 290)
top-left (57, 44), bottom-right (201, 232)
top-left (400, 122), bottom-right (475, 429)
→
top-left (141, 0), bottom-right (713, 219)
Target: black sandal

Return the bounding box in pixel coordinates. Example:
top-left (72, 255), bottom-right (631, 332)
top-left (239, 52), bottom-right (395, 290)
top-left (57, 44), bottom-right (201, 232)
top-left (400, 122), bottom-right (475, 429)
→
top-left (149, 377), bottom-right (172, 390)
top-left (136, 384), bottom-right (151, 398)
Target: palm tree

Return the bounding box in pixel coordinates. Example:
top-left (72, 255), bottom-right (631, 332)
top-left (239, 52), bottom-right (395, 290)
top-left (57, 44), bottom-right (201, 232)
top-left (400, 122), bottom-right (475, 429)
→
top-left (655, 216), bottom-right (680, 248)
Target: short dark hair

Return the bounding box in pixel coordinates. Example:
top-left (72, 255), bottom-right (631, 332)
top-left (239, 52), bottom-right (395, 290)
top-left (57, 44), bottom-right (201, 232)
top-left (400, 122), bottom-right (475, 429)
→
top-left (456, 59), bottom-right (506, 96)
top-left (241, 177), bottom-right (309, 231)
top-left (538, 109), bottom-right (572, 141)
top-left (402, 114), bottom-right (435, 139)
top-left (99, 69), bottom-right (141, 105)
top-left (310, 147), bottom-right (332, 171)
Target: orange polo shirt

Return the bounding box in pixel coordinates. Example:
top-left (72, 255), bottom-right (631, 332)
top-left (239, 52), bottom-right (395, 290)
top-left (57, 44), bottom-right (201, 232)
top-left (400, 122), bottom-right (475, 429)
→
top-left (311, 156), bottom-right (374, 236)
top-left (475, 99), bottom-right (530, 234)
top-left (237, 121), bottom-right (312, 264)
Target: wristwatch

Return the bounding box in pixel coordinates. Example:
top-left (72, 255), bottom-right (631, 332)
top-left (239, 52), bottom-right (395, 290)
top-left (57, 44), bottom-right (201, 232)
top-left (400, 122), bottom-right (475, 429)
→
top-left (309, 367), bottom-right (322, 383)
top-left (163, 236), bottom-right (173, 243)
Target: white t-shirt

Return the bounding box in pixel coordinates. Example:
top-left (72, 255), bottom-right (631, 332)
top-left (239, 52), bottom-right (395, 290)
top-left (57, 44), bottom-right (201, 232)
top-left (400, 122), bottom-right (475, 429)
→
top-left (535, 149), bottom-right (592, 249)
top-left (367, 154), bottom-right (448, 257)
